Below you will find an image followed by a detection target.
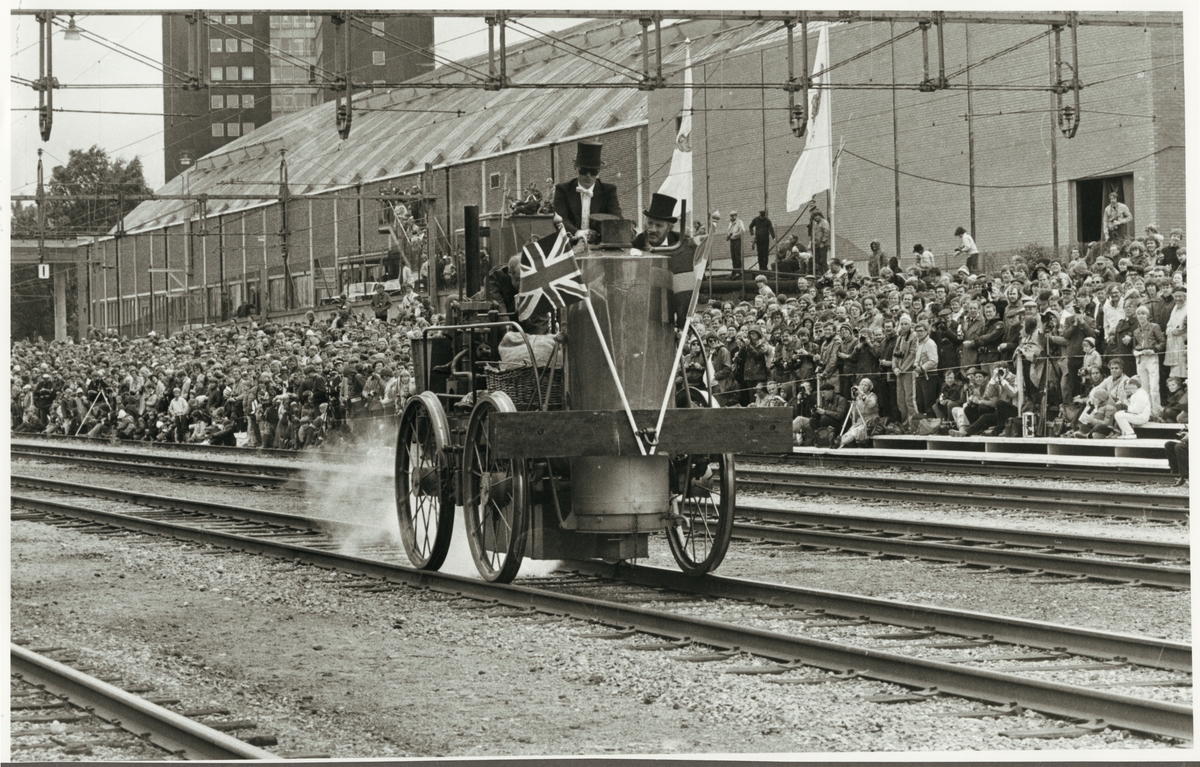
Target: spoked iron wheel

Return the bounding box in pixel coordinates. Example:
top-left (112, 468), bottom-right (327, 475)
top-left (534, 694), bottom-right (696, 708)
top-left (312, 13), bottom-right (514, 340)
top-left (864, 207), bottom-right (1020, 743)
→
top-left (462, 391), bottom-right (529, 583)
top-left (395, 393), bottom-right (454, 570)
top-left (666, 452), bottom-right (735, 575)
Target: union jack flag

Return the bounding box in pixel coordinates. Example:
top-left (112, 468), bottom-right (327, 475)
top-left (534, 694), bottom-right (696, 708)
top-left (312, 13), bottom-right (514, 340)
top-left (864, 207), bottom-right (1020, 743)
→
top-left (516, 230), bottom-right (589, 320)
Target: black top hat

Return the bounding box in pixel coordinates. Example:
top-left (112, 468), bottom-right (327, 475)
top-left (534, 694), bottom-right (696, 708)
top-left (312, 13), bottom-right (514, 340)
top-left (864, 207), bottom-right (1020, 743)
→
top-left (574, 142), bottom-right (605, 168)
top-left (644, 192), bottom-right (679, 223)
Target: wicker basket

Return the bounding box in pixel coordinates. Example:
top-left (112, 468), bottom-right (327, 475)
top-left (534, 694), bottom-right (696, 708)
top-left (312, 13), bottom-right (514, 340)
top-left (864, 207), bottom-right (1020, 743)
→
top-left (486, 366), bottom-right (564, 411)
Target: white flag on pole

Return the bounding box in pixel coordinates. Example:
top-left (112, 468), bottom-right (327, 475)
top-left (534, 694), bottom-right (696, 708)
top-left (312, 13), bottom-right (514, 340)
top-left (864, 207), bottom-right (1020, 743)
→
top-left (657, 40), bottom-right (693, 226)
top-left (786, 24), bottom-right (832, 212)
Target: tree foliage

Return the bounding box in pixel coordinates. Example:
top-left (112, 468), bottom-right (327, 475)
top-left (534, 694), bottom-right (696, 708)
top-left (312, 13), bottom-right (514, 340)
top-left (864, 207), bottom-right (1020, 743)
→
top-left (14, 145), bottom-right (152, 238)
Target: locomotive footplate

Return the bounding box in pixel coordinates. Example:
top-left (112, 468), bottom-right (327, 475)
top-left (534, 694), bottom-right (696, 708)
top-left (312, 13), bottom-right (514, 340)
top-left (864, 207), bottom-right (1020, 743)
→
top-left (488, 408), bottom-right (793, 458)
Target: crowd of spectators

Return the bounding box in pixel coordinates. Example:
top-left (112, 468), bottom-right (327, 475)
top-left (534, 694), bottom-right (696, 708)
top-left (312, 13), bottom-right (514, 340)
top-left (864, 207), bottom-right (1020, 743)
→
top-left (11, 222), bottom-right (1187, 452)
top-left (11, 296), bottom-right (434, 449)
top-left (685, 224), bottom-right (1187, 446)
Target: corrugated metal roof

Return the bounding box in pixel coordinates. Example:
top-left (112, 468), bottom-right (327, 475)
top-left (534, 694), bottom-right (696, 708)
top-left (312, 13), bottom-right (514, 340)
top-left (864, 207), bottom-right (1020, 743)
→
top-left (122, 17), bottom-right (770, 235)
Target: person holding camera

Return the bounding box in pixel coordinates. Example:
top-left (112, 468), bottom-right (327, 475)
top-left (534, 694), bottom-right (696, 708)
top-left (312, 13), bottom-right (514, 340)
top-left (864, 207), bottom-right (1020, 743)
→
top-left (953, 365), bottom-right (1018, 437)
top-left (838, 378), bottom-right (880, 448)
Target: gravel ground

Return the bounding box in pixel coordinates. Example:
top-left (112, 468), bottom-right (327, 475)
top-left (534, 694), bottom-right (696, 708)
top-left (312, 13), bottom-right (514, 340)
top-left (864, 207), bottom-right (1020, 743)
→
top-left (11, 446), bottom-right (1193, 756)
top-left (11, 520), bottom-right (1187, 757)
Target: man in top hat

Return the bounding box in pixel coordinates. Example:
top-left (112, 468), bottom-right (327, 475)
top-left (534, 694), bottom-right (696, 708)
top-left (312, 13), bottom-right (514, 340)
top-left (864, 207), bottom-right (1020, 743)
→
top-left (632, 193), bottom-right (681, 251)
top-left (553, 141), bottom-right (623, 243)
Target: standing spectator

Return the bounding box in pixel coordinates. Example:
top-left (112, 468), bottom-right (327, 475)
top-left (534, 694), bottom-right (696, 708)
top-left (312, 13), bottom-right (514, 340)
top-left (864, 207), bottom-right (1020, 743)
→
top-left (739, 326), bottom-right (770, 406)
top-left (1114, 376), bottom-right (1151, 438)
top-left (1102, 191), bottom-right (1133, 242)
top-left (912, 320), bottom-right (940, 418)
top-left (1131, 305), bottom-right (1166, 414)
top-left (954, 227), bottom-right (979, 273)
top-left (891, 314), bottom-right (919, 427)
top-left (371, 283), bottom-right (392, 322)
top-left (749, 210), bottom-right (775, 272)
top-left (726, 210), bottom-right (747, 274)
top-left (809, 211), bottom-right (831, 276)
top-left (1164, 286), bottom-right (1187, 379)
top-left (168, 387), bottom-right (189, 443)
top-left (867, 241), bottom-right (886, 278)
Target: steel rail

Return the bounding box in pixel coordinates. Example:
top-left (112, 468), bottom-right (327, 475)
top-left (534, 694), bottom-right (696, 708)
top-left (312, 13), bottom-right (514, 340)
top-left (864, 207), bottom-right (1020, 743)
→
top-left (730, 521), bottom-right (1189, 590)
top-left (13, 475), bottom-right (1189, 670)
top-left (739, 468), bottom-right (1187, 515)
top-left (10, 474), bottom-right (381, 539)
top-left (12, 434), bottom-right (355, 465)
top-left (11, 449), bottom-right (297, 486)
top-left (735, 505), bottom-right (1190, 561)
top-left (24, 468), bottom-right (1183, 567)
top-left (565, 561), bottom-right (1192, 673)
top-left (10, 494), bottom-right (1191, 740)
top-left (746, 452), bottom-right (1172, 483)
top-left (10, 644), bottom-right (278, 760)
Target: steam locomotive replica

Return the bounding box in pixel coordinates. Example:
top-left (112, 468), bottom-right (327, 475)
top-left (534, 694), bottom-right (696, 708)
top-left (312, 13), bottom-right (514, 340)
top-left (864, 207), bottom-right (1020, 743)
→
top-left (394, 222), bottom-right (793, 582)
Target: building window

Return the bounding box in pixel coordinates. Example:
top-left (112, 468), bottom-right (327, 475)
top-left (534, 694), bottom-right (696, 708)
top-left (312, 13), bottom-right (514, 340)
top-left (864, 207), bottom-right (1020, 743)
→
top-left (225, 14), bottom-right (238, 24)
top-left (373, 50), bottom-right (385, 66)
top-left (242, 94), bottom-right (255, 109)
top-left (212, 123), bottom-right (225, 137)
top-left (240, 15), bottom-right (252, 24)
top-left (226, 38), bottom-right (238, 52)
top-left (372, 21), bottom-right (385, 37)
top-left (210, 38), bottom-right (222, 53)
top-left (211, 66), bottom-right (224, 81)
top-left (227, 122), bottom-right (241, 137)
top-left (211, 95), bottom-right (224, 109)
top-left (224, 66), bottom-right (237, 80)
top-left (241, 39), bottom-right (254, 53)
top-left (243, 122), bottom-right (255, 134)
top-left (241, 66), bottom-right (254, 81)
top-left (490, 173), bottom-right (501, 190)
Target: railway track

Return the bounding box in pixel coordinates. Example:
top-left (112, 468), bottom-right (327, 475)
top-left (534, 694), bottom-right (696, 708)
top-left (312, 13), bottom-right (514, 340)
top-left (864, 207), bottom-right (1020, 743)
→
top-left (13, 472), bottom-right (1188, 590)
top-left (10, 643), bottom-right (278, 759)
top-left (749, 451), bottom-right (1171, 483)
top-left (738, 468), bottom-right (1189, 522)
top-left (13, 440), bottom-right (1188, 523)
top-left (10, 480), bottom-right (1191, 741)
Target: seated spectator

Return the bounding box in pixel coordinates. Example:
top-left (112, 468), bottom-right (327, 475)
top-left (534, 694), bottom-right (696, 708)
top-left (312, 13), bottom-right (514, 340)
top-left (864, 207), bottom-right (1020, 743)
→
top-left (953, 366), bottom-right (1018, 437)
top-left (1162, 376), bottom-right (1188, 424)
top-left (1114, 376), bottom-right (1152, 438)
top-left (1073, 387), bottom-right (1117, 438)
top-left (932, 369), bottom-right (965, 425)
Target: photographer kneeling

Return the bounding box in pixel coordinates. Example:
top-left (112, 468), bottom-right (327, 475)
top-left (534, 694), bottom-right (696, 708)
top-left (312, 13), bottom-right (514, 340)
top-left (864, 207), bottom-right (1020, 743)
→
top-left (838, 378), bottom-right (880, 448)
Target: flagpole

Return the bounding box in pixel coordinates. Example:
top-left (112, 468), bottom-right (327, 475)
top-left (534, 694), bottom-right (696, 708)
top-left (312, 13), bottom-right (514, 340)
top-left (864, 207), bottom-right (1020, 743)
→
top-left (583, 296), bottom-right (647, 456)
top-left (650, 314), bottom-right (693, 456)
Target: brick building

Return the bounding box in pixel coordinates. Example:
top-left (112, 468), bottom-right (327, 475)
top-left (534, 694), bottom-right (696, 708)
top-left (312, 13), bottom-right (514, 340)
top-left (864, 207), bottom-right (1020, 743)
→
top-left (94, 15), bottom-right (1183, 337)
top-left (646, 18), bottom-right (1184, 271)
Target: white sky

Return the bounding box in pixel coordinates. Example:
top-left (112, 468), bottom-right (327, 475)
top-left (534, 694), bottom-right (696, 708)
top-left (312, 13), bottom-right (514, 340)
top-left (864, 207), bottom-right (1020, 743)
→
top-left (8, 13), bottom-right (579, 195)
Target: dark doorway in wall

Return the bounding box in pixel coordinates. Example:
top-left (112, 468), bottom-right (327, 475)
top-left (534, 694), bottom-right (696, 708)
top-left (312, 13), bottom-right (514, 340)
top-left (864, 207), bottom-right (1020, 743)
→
top-left (1076, 173), bottom-right (1133, 245)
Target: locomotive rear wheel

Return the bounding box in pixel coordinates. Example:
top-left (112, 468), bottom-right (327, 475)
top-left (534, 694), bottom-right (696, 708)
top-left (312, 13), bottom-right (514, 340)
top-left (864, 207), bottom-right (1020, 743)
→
top-left (395, 393), bottom-right (454, 571)
top-left (666, 453), bottom-right (735, 575)
top-left (463, 392), bottom-right (529, 583)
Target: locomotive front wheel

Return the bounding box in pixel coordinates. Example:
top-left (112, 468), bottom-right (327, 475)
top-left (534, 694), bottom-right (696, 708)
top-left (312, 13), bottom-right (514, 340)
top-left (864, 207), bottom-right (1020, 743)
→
top-left (395, 393), bottom-right (454, 571)
top-left (666, 453), bottom-right (735, 575)
top-left (463, 391), bottom-right (529, 583)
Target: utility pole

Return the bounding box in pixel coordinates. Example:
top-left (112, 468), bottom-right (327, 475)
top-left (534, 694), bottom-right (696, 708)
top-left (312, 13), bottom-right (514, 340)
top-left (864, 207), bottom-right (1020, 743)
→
top-left (965, 25), bottom-right (977, 242)
top-left (278, 149), bottom-right (293, 310)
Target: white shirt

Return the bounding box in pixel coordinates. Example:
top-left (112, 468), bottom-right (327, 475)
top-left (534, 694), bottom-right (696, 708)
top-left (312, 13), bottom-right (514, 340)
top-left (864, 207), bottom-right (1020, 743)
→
top-left (960, 233), bottom-right (978, 255)
top-left (576, 184), bottom-right (594, 232)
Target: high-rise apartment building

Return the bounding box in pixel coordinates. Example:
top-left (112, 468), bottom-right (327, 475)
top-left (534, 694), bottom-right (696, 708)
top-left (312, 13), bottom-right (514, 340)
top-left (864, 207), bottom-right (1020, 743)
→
top-left (162, 12), bottom-right (433, 182)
